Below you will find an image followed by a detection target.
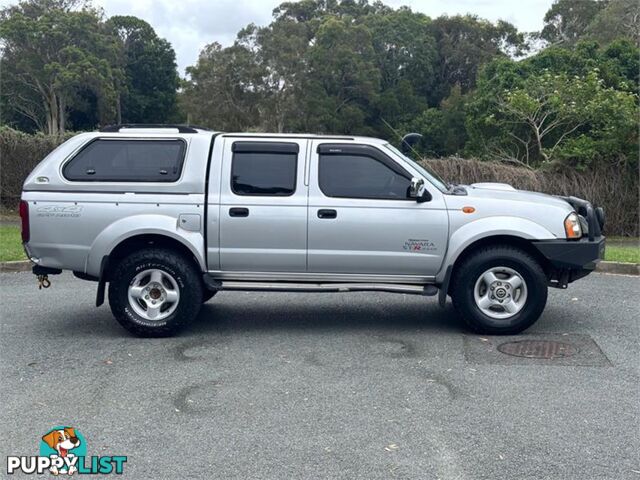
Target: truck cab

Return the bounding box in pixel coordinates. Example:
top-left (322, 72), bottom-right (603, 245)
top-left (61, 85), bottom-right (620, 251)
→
top-left (20, 125), bottom-right (605, 336)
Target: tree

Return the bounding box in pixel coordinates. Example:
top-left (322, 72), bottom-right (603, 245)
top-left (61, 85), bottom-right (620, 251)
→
top-left (585, 0), bottom-right (640, 47)
top-left (429, 15), bottom-right (526, 104)
top-left (304, 15), bottom-right (379, 134)
top-left (541, 0), bottom-right (607, 46)
top-left (106, 15), bottom-right (179, 124)
top-left (466, 62), bottom-right (638, 169)
top-left (363, 7), bottom-right (437, 131)
top-left (402, 84), bottom-right (467, 157)
top-left (525, 39), bottom-right (638, 92)
top-left (181, 42), bottom-right (262, 131)
top-left (236, 18), bottom-right (310, 132)
top-left (0, 0), bottom-right (121, 134)
top-left (180, 0), bottom-right (525, 138)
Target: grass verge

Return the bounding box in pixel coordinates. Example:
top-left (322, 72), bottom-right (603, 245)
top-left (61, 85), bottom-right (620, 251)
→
top-left (604, 244), bottom-right (640, 264)
top-left (0, 225), bottom-right (27, 262)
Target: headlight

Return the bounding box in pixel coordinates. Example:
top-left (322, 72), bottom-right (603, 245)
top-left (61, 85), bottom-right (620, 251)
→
top-left (564, 212), bottom-right (582, 239)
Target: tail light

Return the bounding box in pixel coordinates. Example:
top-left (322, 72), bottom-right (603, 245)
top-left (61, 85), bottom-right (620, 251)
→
top-left (19, 200), bottom-right (30, 243)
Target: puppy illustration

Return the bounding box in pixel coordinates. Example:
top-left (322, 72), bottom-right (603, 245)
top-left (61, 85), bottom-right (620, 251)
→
top-left (42, 427), bottom-right (81, 475)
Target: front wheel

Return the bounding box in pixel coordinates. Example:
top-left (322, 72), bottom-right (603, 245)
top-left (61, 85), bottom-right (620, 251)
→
top-left (108, 248), bottom-right (203, 337)
top-left (450, 245), bottom-right (548, 335)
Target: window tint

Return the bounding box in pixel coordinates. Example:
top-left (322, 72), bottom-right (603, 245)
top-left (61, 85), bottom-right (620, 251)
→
top-left (319, 154), bottom-right (411, 199)
top-left (231, 151), bottom-right (297, 196)
top-left (64, 139), bottom-right (186, 182)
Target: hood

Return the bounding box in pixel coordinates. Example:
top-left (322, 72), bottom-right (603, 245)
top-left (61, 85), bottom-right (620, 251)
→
top-left (463, 183), bottom-right (573, 211)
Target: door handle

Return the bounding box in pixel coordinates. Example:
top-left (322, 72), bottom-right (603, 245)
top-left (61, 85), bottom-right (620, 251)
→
top-left (229, 207), bottom-right (249, 217)
top-left (318, 209), bottom-right (337, 219)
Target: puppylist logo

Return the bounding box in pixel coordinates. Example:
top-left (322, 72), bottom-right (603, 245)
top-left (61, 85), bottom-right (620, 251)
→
top-left (7, 427), bottom-right (127, 475)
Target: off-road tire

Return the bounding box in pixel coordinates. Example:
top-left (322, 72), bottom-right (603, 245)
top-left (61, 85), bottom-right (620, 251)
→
top-left (450, 245), bottom-right (548, 335)
top-left (108, 248), bottom-right (203, 337)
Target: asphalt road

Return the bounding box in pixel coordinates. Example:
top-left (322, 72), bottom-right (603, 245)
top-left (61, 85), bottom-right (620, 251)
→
top-left (0, 271), bottom-right (638, 479)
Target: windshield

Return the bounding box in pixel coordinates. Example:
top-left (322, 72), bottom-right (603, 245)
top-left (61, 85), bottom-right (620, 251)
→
top-left (383, 143), bottom-right (449, 192)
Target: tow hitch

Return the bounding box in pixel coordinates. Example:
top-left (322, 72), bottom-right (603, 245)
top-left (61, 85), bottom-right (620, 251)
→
top-left (37, 274), bottom-right (51, 289)
top-left (32, 265), bottom-right (61, 289)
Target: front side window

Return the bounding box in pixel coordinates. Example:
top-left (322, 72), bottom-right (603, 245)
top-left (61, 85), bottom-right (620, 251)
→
top-left (319, 152), bottom-right (411, 200)
top-left (63, 139), bottom-right (186, 182)
top-left (231, 143), bottom-right (298, 196)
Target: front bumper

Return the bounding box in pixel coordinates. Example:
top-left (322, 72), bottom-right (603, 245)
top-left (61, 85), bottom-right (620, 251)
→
top-left (532, 236), bottom-right (605, 287)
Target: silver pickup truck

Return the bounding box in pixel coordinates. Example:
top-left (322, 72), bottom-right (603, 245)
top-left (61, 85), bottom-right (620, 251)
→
top-left (20, 125), bottom-right (605, 337)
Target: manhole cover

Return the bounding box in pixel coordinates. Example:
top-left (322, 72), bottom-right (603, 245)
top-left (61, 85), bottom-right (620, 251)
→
top-left (497, 340), bottom-right (577, 359)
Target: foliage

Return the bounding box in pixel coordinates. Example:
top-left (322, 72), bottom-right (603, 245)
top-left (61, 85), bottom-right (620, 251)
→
top-left (0, 126), bottom-right (74, 204)
top-left (1, 0), bottom-right (638, 178)
top-left (181, 42), bottom-right (263, 131)
top-left (585, 0), bottom-right (640, 47)
top-left (0, 0), bottom-right (178, 133)
top-left (180, 2), bottom-right (520, 138)
top-left (429, 15), bottom-right (526, 103)
top-left (541, 0), bottom-right (607, 46)
top-left (401, 84), bottom-right (467, 157)
top-left (0, 0), bottom-right (121, 134)
top-left (465, 40), bottom-right (639, 169)
top-left (540, 0), bottom-right (639, 47)
top-left (106, 15), bottom-right (180, 124)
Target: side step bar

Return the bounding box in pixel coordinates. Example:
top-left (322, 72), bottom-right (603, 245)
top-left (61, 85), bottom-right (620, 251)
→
top-left (203, 277), bottom-right (438, 296)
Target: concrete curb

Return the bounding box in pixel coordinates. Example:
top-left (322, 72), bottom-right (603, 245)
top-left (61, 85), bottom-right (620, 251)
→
top-left (596, 261), bottom-right (640, 276)
top-left (0, 259), bottom-right (638, 275)
top-left (0, 260), bottom-right (32, 273)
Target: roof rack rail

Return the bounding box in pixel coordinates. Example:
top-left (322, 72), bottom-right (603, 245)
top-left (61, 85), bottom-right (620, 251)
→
top-left (100, 124), bottom-right (210, 134)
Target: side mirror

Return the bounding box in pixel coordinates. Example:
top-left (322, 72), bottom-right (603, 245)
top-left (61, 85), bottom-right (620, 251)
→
top-left (409, 177), bottom-right (431, 203)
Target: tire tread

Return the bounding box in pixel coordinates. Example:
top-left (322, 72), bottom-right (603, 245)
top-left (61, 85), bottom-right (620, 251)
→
top-left (451, 244), bottom-right (547, 335)
top-left (108, 248), bottom-right (202, 337)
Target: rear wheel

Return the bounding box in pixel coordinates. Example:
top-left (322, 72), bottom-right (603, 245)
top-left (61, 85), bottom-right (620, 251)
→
top-left (108, 248), bottom-right (203, 337)
top-left (450, 245), bottom-right (548, 335)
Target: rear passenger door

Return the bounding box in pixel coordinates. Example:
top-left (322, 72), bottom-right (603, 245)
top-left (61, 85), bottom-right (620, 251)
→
top-left (219, 139), bottom-right (308, 272)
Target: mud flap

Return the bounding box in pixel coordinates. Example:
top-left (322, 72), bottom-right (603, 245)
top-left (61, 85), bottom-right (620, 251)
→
top-left (95, 256), bottom-right (109, 307)
top-left (438, 265), bottom-right (453, 307)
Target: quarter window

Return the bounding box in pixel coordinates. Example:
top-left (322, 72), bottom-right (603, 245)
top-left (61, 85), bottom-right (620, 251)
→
top-left (231, 143), bottom-right (298, 196)
top-left (319, 153), bottom-right (411, 200)
top-left (63, 139), bottom-right (186, 182)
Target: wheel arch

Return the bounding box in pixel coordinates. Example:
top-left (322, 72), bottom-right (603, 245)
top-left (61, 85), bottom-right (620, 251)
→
top-left (92, 232), bottom-right (204, 309)
top-left (85, 214), bottom-right (206, 278)
top-left (446, 234), bottom-right (551, 295)
top-left (103, 234), bottom-right (203, 280)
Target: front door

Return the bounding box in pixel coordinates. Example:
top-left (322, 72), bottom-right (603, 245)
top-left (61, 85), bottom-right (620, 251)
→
top-left (307, 142), bottom-right (448, 277)
top-left (219, 138), bottom-right (308, 272)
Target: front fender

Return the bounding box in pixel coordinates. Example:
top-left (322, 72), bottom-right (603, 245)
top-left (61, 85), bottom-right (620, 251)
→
top-left (85, 214), bottom-right (205, 277)
top-left (436, 216), bottom-right (556, 283)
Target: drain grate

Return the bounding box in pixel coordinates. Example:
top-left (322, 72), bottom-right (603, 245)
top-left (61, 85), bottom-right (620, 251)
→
top-left (464, 334), bottom-right (611, 366)
top-left (497, 340), bottom-right (577, 359)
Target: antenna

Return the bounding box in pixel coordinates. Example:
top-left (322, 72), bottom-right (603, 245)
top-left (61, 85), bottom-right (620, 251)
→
top-left (380, 118), bottom-right (424, 160)
top-left (380, 117), bottom-right (450, 189)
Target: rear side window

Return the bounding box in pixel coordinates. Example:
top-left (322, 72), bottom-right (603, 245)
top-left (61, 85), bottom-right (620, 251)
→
top-left (63, 139), bottom-right (186, 182)
top-left (231, 142), bottom-right (298, 196)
